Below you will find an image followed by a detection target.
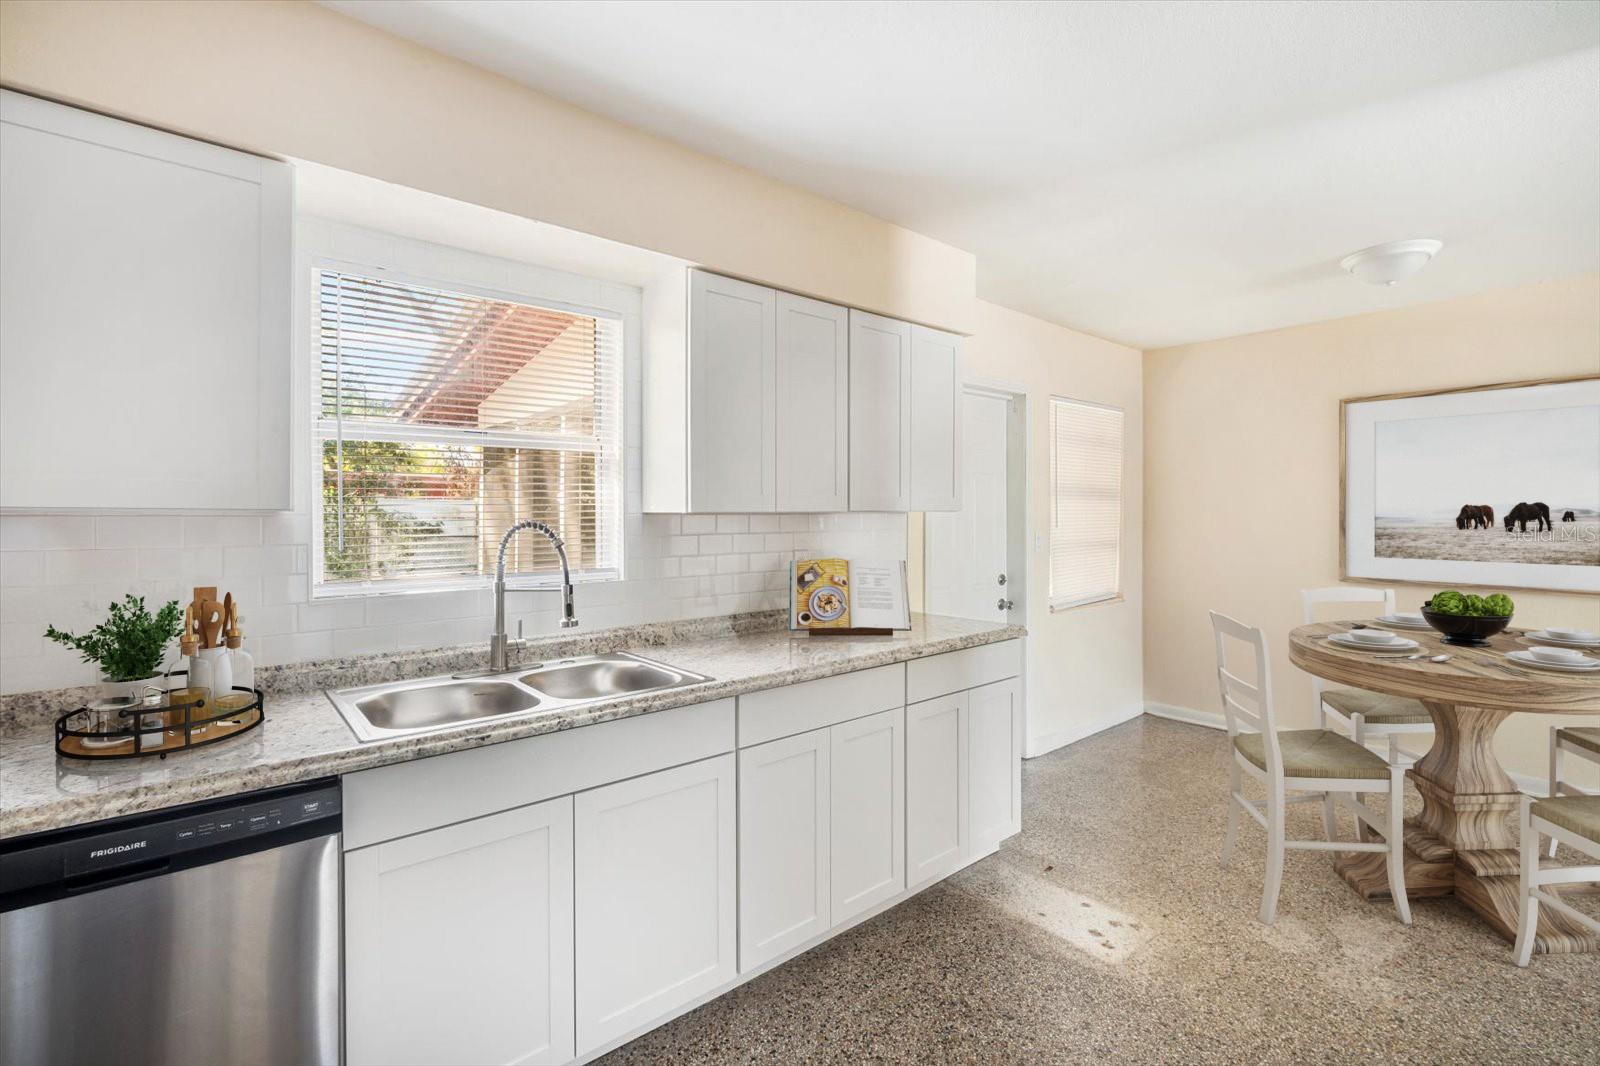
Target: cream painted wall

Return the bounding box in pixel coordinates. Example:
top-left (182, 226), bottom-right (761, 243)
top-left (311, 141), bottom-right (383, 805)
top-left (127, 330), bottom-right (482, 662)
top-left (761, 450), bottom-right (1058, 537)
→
top-left (1144, 274), bottom-right (1600, 785)
top-left (960, 301), bottom-right (1145, 756)
top-left (0, 0), bottom-right (975, 333)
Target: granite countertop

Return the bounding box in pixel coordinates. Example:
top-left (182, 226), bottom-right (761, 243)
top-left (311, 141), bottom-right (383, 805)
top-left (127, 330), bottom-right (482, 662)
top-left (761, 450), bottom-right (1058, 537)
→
top-left (0, 612), bottom-right (1024, 839)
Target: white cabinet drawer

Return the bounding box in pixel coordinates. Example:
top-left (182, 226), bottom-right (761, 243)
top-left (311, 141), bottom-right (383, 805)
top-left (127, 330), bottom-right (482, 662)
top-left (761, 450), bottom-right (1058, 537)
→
top-left (344, 699), bottom-right (734, 850)
top-left (906, 640), bottom-right (1021, 704)
top-left (737, 664), bottom-right (904, 747)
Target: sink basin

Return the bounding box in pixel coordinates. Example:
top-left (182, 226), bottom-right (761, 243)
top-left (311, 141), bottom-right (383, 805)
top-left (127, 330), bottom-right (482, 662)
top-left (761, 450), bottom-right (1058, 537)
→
top-left (519, 658), bottom-right (687, 700)
top-left (355, 680), bottom-right (539, 734)
top-left (328, 652), bottom-right (710, 743)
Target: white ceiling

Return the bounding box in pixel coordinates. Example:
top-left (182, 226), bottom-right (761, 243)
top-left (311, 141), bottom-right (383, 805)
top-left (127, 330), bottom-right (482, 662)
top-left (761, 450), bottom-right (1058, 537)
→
top-left (323, 0), bottom-right (1600, 348)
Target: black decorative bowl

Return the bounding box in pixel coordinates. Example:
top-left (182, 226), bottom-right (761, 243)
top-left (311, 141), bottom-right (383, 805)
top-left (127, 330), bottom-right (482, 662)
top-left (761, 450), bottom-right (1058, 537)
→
top-left (1420, 606), bottom-right (1511, 647)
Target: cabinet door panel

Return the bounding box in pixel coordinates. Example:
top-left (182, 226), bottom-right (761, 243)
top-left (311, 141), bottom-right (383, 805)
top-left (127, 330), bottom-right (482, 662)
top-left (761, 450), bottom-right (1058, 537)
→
top-left (0, 90), bottom-right (290, 510)
top-left (776, 292), bottom-right (850, 512)
top-left (830, 706), bottom-right (905, 923)
top-left (847, 310), bottom-right (911, 511)
top-left (906, 693), bottom-right (968, 887)
top-left (909, 324), bottom-right (962, 512)
top-left (575, 755), bottom-right (737, 1056)
top-left (738, 728), bottom-right (831, 971)
top-left (345, 797), bottom-right (575, 1066)
top-left (969, 678), bottom-right (1021, 854)
top-left (689, 270), bottom-right (776, 512)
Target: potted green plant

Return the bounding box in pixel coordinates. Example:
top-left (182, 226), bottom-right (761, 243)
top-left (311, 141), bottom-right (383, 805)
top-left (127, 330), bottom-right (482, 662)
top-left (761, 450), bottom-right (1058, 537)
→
top-left (45, 594), bottom-right (184, 698)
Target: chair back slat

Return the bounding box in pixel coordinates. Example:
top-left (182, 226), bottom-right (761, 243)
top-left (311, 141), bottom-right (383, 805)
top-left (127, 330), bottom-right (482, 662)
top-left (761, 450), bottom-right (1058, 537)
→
top-left (1299, 586), bottom-right (1395, 699)
top-left (1210, 610), bottom-right (1282, 778)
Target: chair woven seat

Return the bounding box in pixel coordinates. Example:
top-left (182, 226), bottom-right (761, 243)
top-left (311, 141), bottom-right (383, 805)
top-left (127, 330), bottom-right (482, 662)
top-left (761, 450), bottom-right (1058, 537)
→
top-left (1531, 796), bottom-right (1600, 844)
top-left (1558, 726), bottom-right (1600, 757)
top-left (1320, 688), bottom-right (1431, 725)
top-left (1234, 729), bottom-right (1390, 780)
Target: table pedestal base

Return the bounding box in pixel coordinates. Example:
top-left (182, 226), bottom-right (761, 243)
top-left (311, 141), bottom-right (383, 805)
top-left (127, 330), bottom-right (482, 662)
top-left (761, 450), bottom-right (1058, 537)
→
top-left (1332, 704), bottom-right (1598, 956)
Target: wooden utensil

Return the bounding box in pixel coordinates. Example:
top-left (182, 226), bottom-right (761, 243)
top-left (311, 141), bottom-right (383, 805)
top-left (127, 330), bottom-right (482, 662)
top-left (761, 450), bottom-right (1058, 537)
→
top-left (198, 599), bottom-right (225, 650)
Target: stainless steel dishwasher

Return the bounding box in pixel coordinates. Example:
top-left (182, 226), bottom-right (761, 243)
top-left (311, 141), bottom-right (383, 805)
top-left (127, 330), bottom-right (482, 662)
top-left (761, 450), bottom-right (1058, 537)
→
top-left (0, 779), bottom-right (341, 1066)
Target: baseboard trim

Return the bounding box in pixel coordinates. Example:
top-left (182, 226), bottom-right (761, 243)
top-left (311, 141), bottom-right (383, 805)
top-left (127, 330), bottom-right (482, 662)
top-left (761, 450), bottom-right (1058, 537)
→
top-left (1141, 703), bottom-right (1552, 796)
top-left (1025, 703), bottom-right (1145, 759)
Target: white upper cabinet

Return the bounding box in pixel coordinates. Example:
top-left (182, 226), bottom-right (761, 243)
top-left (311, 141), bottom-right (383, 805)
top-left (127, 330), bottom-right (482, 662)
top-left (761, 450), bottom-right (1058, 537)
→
top-left (644, 268), bottom-right (960, 514)
top-left (909, 324), bottom-right (962, 512)
top-left (775, 291), bottom-right (849, 512)
top-left (847, 310), bottom-right (912, 512)
top-left (687, 270), bottom-right (776, 512)
top-left (0, 90), bottom-right (291, 511)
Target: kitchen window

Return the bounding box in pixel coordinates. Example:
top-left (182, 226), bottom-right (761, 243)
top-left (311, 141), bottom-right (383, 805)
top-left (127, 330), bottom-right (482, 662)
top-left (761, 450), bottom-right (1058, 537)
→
top-left (1049, 396), bottom-right (1124, 611)
top-left (315, 268), bottom-right (623, 594)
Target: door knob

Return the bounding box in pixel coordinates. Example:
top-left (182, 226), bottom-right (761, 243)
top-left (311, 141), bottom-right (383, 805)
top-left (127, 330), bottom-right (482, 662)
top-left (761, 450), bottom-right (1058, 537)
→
top-left (997, 574), bottom-right (1007, 586)
top-left (997, 598), bottom-right (1014, 612)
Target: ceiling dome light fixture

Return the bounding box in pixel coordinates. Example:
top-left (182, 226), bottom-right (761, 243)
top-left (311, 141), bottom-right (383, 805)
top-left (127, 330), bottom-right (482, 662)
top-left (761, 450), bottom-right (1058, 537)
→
top-left (1339, 239), bottom-right (1443, 286)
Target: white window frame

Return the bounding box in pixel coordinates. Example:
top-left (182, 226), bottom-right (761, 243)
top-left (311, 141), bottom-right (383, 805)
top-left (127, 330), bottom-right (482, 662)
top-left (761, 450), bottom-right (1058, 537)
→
top-left (1048, 395), bottom-right (1124, 612)
top-left (302, 226), bottom-right (633, 600)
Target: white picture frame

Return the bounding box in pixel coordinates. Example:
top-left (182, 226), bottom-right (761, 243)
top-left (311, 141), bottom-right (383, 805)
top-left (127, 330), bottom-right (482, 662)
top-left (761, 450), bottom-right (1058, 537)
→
top-left (1341, 376), bottom-right (1600, 594)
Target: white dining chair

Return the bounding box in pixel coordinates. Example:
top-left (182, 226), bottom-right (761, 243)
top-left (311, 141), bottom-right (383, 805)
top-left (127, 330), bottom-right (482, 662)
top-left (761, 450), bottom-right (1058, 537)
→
top-left (1302, 587), bottom-right (1434, 840)
top-left (1545, 725), bottom-right (1600, 857)
top-left (1212, 610), bottom-right (1411, 926)
top-left (1514, 794), bottom-right (1600, 966)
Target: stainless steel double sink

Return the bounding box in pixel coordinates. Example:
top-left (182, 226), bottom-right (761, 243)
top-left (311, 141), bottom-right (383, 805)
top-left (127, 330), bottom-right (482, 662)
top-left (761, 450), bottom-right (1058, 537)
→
top-left (327, 652), bottom-right (711, 743)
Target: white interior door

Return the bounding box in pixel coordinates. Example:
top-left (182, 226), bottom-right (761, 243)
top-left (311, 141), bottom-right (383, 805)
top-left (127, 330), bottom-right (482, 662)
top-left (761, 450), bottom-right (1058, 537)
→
top-left (927, 389), bottom-right (1011, 621)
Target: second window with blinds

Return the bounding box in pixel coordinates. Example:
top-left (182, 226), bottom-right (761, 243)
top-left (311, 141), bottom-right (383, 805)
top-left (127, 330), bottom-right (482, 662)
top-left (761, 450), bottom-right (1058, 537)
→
top-left (1049, 396), bottom-right (1124, 611)
top-left (315, 266), bottom-right (623, 595)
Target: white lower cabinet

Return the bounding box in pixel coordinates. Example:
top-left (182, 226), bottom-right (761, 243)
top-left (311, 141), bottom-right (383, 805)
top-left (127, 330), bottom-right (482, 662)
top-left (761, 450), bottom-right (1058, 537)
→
top-left (574, 754), bottom-right (738, 1057)
top-left (968, 677), bottom-right (1022, 854)
top-left (829, 706), bottom-right (906, 923)
top-left (906, 693), bottom-right (968, 887)
top-left (345, 796), bottom-right (575, 1066)
top-left (738, 729), bottom-right (831, 971)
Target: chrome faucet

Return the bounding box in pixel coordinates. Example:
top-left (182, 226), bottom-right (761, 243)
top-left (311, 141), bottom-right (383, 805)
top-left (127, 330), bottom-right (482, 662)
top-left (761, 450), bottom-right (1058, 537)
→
top-left (487, 520), bottom-right (579, 673)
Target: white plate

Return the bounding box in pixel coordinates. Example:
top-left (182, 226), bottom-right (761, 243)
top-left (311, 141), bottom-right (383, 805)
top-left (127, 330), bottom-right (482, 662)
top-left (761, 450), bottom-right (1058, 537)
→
top-left (1328, 633), bottom-right (1418, 652)
top-left (1375, 615), bottom-right (1432, 630)
top-left (1507, 649), bottom-right (1600, 672)
top-left (1526, 629), bottom-right (1600, 649)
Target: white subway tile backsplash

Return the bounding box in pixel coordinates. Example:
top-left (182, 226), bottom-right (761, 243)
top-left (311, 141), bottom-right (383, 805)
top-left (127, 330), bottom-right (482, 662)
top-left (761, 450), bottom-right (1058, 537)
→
top-left (697, 534), bottom-right (732, 554)
top-left (681, 514), bottom-right (716, 535)
top-left (715, 515), bottom-right (749, 534)
top-left (183, 516), bottom-right (264, 547)
top-left (733, 533), bottom-right (766, 553)
top-left (716, 554), bottom-right (747, 574)
top-left (0, 552), bottom-right (47, 588)
top-left (748, 515), bottom-right (780, 534)
top-left (0, 515), bottom-right (97, 551)
top-left (297, 599), bottom-right (368, 632)
top-left (680, 556), bottom-right (715, 577)
top-left (45, 550), bottom-right (140, 585)
top-left (332, 625), bottom-right (400, 657)
top-left (96, 516), bottom-right (184, 549)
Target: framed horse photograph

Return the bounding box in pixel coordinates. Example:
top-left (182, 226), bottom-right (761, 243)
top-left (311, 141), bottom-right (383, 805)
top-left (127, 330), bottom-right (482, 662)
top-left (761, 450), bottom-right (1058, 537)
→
top-left (1341, 375), bottom-right (1600, 593)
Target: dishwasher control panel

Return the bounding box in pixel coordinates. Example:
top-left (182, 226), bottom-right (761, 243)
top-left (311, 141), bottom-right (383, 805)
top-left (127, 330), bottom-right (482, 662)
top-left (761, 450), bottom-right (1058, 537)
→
top-left (3, 780), bottom-right (341, 896)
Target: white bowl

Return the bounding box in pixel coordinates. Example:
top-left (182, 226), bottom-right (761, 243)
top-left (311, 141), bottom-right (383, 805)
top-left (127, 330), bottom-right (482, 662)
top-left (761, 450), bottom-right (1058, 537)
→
top-left (1348, 629), bottom-right (1399, 645)
top-left (1393, 612), bottom-right (1425, 624)
top-left (1546, 628), bottom-right (1597, 642)
top-left (1530, 645), bottom-right (1588, 664)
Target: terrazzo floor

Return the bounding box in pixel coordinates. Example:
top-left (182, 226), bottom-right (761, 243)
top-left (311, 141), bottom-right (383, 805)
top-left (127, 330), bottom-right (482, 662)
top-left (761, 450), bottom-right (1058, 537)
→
top-left (602, 715), bottom-right (1599, 1065)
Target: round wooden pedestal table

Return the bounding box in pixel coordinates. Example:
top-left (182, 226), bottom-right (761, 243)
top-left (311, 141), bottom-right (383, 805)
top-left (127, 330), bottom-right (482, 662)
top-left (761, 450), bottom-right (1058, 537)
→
top-left (1288, 622), bottom-right (1600, 957)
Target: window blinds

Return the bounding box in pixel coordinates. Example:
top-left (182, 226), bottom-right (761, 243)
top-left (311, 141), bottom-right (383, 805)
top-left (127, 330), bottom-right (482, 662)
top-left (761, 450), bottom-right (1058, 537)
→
top-left (316, 270), bottom-right (622, 592)
top-left (1049, 397), bottom-right (1124, 610)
